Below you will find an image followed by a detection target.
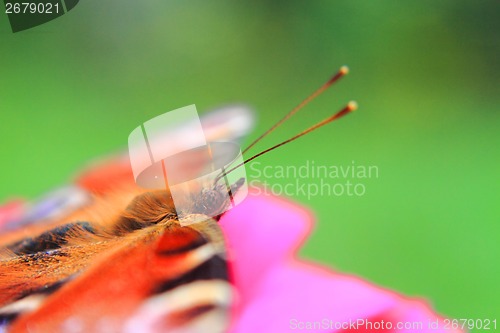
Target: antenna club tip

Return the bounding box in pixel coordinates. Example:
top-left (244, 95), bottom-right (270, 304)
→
top-left (339, 65), bottom-right (349, 75)
top-left (347, 101), bottom-right (358, 111)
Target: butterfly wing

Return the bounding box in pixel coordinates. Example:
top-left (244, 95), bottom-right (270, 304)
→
top-left (1, 212), bottom-right (231, 333)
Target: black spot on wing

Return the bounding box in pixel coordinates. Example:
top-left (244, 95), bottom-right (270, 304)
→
top-left (12, 275), bottom-right (72, 302)
top-left (0, 312), bottom-right (19, 327)
top-left (153, 255), bottom-right (228, 295)
top-left (6, 222), bottom-right (94, 255)
top-left (33, 276), bottom-right (70, 296)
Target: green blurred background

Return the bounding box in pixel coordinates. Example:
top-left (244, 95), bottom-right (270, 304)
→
top-left (1, 0), bottom-right (498, 324)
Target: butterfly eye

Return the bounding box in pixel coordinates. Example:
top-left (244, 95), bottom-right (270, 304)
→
top-left (194, 189), bottom-right (225, 217)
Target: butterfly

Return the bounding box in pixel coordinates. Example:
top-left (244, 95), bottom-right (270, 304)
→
top-left (0, 67), bottom-right (354, 333)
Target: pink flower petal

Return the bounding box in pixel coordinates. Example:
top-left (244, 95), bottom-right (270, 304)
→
top-left (220, 194), bottom-right (461, 333)
top-left (220, 193), bottom-right (311, 301)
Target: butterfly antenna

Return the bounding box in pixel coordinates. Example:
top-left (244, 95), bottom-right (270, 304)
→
top-left (216, 101), bottom-right (357, 182)
top-left (242, 66), bottom-right (349, 154)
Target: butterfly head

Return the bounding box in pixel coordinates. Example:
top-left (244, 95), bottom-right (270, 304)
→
top-left (190, 177), bottom-right (246, 218)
